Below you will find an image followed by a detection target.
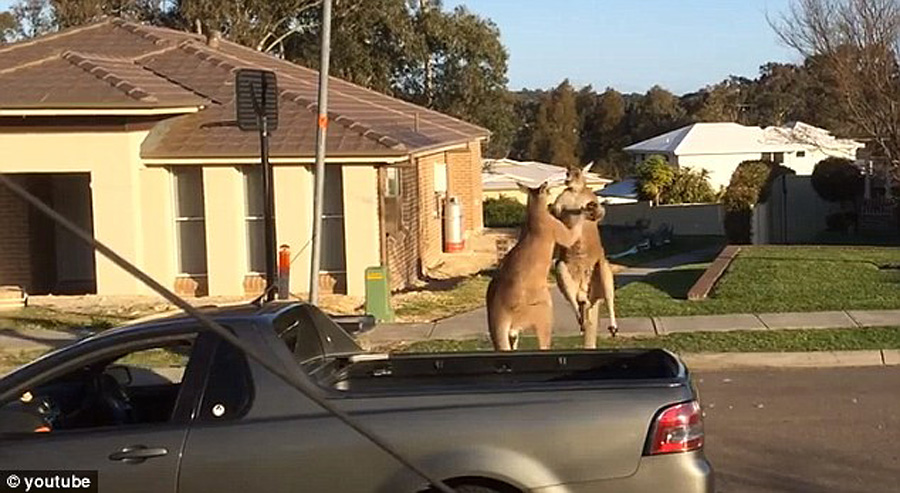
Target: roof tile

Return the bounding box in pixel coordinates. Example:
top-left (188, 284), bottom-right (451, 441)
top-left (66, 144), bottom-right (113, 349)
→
top-left (0, 18), bottom-right (489, 158)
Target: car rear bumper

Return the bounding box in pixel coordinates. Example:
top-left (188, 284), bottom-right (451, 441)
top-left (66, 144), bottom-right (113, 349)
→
top-left (534, 450), bottom-right (713, 493)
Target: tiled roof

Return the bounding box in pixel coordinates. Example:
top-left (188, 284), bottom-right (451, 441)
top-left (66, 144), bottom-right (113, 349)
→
top-left (0, 18), bottom-right (489, 159)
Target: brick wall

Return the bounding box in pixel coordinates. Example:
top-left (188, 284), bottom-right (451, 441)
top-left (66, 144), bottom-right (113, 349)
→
top-left (446, 141), bottom-right (484, 232)
top-left (385, 163), bottom-right (421, 290)
top-left (0, 176), bottom-right (32, 290)
top-left (417, 153), bottom-right (443, 267)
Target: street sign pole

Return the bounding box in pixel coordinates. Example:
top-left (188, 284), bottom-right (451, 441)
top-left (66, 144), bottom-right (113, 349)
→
top-left (260, 112), bottom-right (277, 302)
top-left (309, 0), bottom-right (333, 305)
top-left (236, 69), bottom-right (279, 302)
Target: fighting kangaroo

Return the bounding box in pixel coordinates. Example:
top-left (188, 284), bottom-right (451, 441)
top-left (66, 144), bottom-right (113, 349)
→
top-left (487, 182), bottom-right (586, 351)
top-left (551, 165), bottom-right (618, 348)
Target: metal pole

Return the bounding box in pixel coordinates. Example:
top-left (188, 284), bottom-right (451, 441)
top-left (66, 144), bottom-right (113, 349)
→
top-left (261, 113), bottom-right (277, 302)
top-left (309, 0), bottom-right (332, 305)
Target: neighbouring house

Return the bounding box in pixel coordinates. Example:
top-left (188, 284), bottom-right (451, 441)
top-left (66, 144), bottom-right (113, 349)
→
top-left (623, 121), bottom-right (865, 190)
top-left (0, 18), bottom-right (489, 299)
top-left (482, 158), bottom-right (611, 203)
top-left (595, 178), bottom-right (639, 205)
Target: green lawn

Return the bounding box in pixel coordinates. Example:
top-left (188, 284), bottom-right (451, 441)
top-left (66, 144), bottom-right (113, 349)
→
top-left (616, 245), bottom-right (900, 316)
top-left (400, 326), bottom-right (900, 354)
top-left (0, 307), bottom-right (119, 334)
top-left (393, 245), bottom-right (900, 321)
top-left (393, 275), bottom-right (492, 322)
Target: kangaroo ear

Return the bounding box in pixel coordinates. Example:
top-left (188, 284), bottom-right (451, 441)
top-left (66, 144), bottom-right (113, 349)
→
top-left (538, 180), bottom-right (550, 194)
top-left (516, 181), bottom-right (531, 194)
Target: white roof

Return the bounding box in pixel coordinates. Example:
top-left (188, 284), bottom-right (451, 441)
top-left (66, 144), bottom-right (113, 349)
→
top-left (623, 121), bottom-right (864, 157)
top-left (482, 158), bottom-right (612, 191)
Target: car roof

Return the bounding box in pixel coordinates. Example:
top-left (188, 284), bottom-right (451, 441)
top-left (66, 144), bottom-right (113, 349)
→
top-left (91, 301), bottom-right (304, 339)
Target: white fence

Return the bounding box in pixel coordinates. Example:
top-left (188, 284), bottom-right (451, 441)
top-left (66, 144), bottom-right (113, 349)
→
top-left (602, 201), bottom-right (725, 236)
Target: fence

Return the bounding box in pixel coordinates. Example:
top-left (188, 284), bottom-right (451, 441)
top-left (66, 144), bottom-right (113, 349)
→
top-left (602, 201), bottom-right (725, 236)
top-left (753, 175), bottom-right (842, 244)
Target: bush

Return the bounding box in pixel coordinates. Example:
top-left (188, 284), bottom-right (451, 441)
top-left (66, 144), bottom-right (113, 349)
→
top-left (722, 160), bottom-right (795, 243)
top-left (811, 157), bottom-right (863, 203)
top-left (662, 167), bottom-right (718, 204)
top-left (483, 196), bottom-right (527, 227)
top-left (636, 155), bottom-right (675, 204)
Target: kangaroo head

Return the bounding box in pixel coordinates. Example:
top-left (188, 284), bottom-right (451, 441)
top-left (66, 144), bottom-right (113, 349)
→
top-left (517, 181), bottom-right (552, 210)
top-left (564, 166), bottom-right (587, 191)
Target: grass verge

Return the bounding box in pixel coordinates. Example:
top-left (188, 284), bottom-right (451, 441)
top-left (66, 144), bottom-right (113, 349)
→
top-left (616, 245), bottom-right (900, 316)
top-left (399, 326), bottom-right (900, 353)
top-left (393, 275), bottom-right (491, 322)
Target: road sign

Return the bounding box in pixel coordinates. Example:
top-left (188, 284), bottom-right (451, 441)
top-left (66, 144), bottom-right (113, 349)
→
top-left (235, 69), bottom-right (279, 131)
top-left (235, 68), bottom-right (279, 301)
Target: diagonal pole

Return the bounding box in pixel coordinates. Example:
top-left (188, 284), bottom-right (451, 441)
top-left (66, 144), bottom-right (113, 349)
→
top-left (0, 173), bottom-right (455, 493)
top-left (309, 0), bottom-right (333, 305)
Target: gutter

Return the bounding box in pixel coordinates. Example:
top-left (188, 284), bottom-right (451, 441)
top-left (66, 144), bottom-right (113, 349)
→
top-left (0, 106), bottom-right (204, 117)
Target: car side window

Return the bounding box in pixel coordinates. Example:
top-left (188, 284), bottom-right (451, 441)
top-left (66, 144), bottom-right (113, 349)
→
top-left (0, 336), bottom-right (199, 436)
top-left (197, 339), bottom-right (254, 422)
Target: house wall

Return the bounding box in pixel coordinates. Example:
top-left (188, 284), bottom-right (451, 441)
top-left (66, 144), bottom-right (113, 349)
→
top-left (414, 140), bottom-right (485, 270)
top-left (386, 162), bottom-right (421, 290)
top-left (342, 166), bottom-right (380, 297)
top-left (0, 123), bottom-right (478, 297)
top-left (675, 152), bottom-right (765, 191)
top-left (0, 127), bottom-right (149, 295)
top-left (416, 152), bottom-right (444, 268)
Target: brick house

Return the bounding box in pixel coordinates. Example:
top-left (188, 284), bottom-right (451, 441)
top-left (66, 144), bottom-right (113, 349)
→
top-left (0, 18), bottom-right (488, 298)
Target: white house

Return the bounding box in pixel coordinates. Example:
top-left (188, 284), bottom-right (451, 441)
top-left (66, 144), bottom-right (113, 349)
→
top-left (623, 122), bottom-right (865, 190)
top-left (482, 158), bottom-right (612, 203)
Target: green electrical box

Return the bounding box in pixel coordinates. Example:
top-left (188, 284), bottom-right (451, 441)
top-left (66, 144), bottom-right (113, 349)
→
top-left (365, 266), bottom-right (394, 323)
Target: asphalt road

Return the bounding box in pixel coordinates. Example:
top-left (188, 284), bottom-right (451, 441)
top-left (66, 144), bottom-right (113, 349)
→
top-left (696, 366), bottom-right (900, 493)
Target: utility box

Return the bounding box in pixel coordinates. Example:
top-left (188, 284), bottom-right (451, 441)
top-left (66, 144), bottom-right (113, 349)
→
top-left (364, 266), bottom-right (394, 323)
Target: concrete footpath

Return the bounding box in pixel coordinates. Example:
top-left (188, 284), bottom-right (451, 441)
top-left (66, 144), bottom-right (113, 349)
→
top-left (361, 307), bottom-right (900, 345)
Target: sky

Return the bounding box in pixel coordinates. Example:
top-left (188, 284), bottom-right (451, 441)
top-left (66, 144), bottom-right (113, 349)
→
top-left (1, 0), bottom-right (801, 95)
top-left (447, 0), bottom-right (801, 95)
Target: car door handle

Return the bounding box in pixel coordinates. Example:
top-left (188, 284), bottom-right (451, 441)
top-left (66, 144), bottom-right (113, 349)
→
top-left (109, 445), bottom-right (168, 464)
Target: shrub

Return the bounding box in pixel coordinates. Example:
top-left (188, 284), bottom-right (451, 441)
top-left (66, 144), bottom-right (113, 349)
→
top-left (483, 196), bottom-right (527, 227)
top-left (811, 157), bottom-right (863, 203)
top-left (635, 155), bottom-right (675, 204)
top-left (662, 167), bottom-right (718, 204)
top-left (723, 160), bottom-right (795, 243)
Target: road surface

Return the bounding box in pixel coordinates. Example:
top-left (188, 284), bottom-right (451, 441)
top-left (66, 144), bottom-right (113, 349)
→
top-left (697, 366), bottom-right (900, 492)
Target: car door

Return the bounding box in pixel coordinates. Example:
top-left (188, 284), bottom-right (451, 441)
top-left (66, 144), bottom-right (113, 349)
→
top-left (0, 331), bottom-right (215, 493)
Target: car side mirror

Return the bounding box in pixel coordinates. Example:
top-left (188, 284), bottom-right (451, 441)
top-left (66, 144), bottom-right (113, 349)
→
top-left (0, 404), bottom-right (50, 435)
top-left (105, 365), bottom-right (133, 386)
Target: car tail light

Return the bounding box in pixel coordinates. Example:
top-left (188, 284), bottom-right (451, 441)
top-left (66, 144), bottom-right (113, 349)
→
top-left (646, 401), bottom-right (704, 455)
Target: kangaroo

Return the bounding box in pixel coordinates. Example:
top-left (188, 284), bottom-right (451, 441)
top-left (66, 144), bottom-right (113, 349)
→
top-left (487, 181), bottom-right (585, 351)
top-left (551, 165), bottom-right (619, 348)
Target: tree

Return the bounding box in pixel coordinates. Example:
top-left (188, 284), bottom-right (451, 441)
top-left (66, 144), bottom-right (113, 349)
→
top-left (773, 0), bottom-right (900, 166)
top-left (811, 157), bottom-right (864, 202)
top-left (49, 0), bottom-right (165, 28)
top-left (663, 167), bottom-right (718, 204)
top-left (0, 11), bottom-right (18, 43)
top-left (630, 85), bottom-right (688, 142)
top-left (579, 87), bottom-right (630, 178)
top-left (528, 80), bottom-right (580, 166)
top-left (692, 77), bottom-right (753, 123)
top-left (10, 0), bottom-right (53, 38)
top-left (635, 155), bottom-right (675, 205)
top-left (420, 5), bottom-right (516, 157)
top-left (722, 160), bottom-right (795, 243)
top-left (286, 0), bottom-right (415, 94)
